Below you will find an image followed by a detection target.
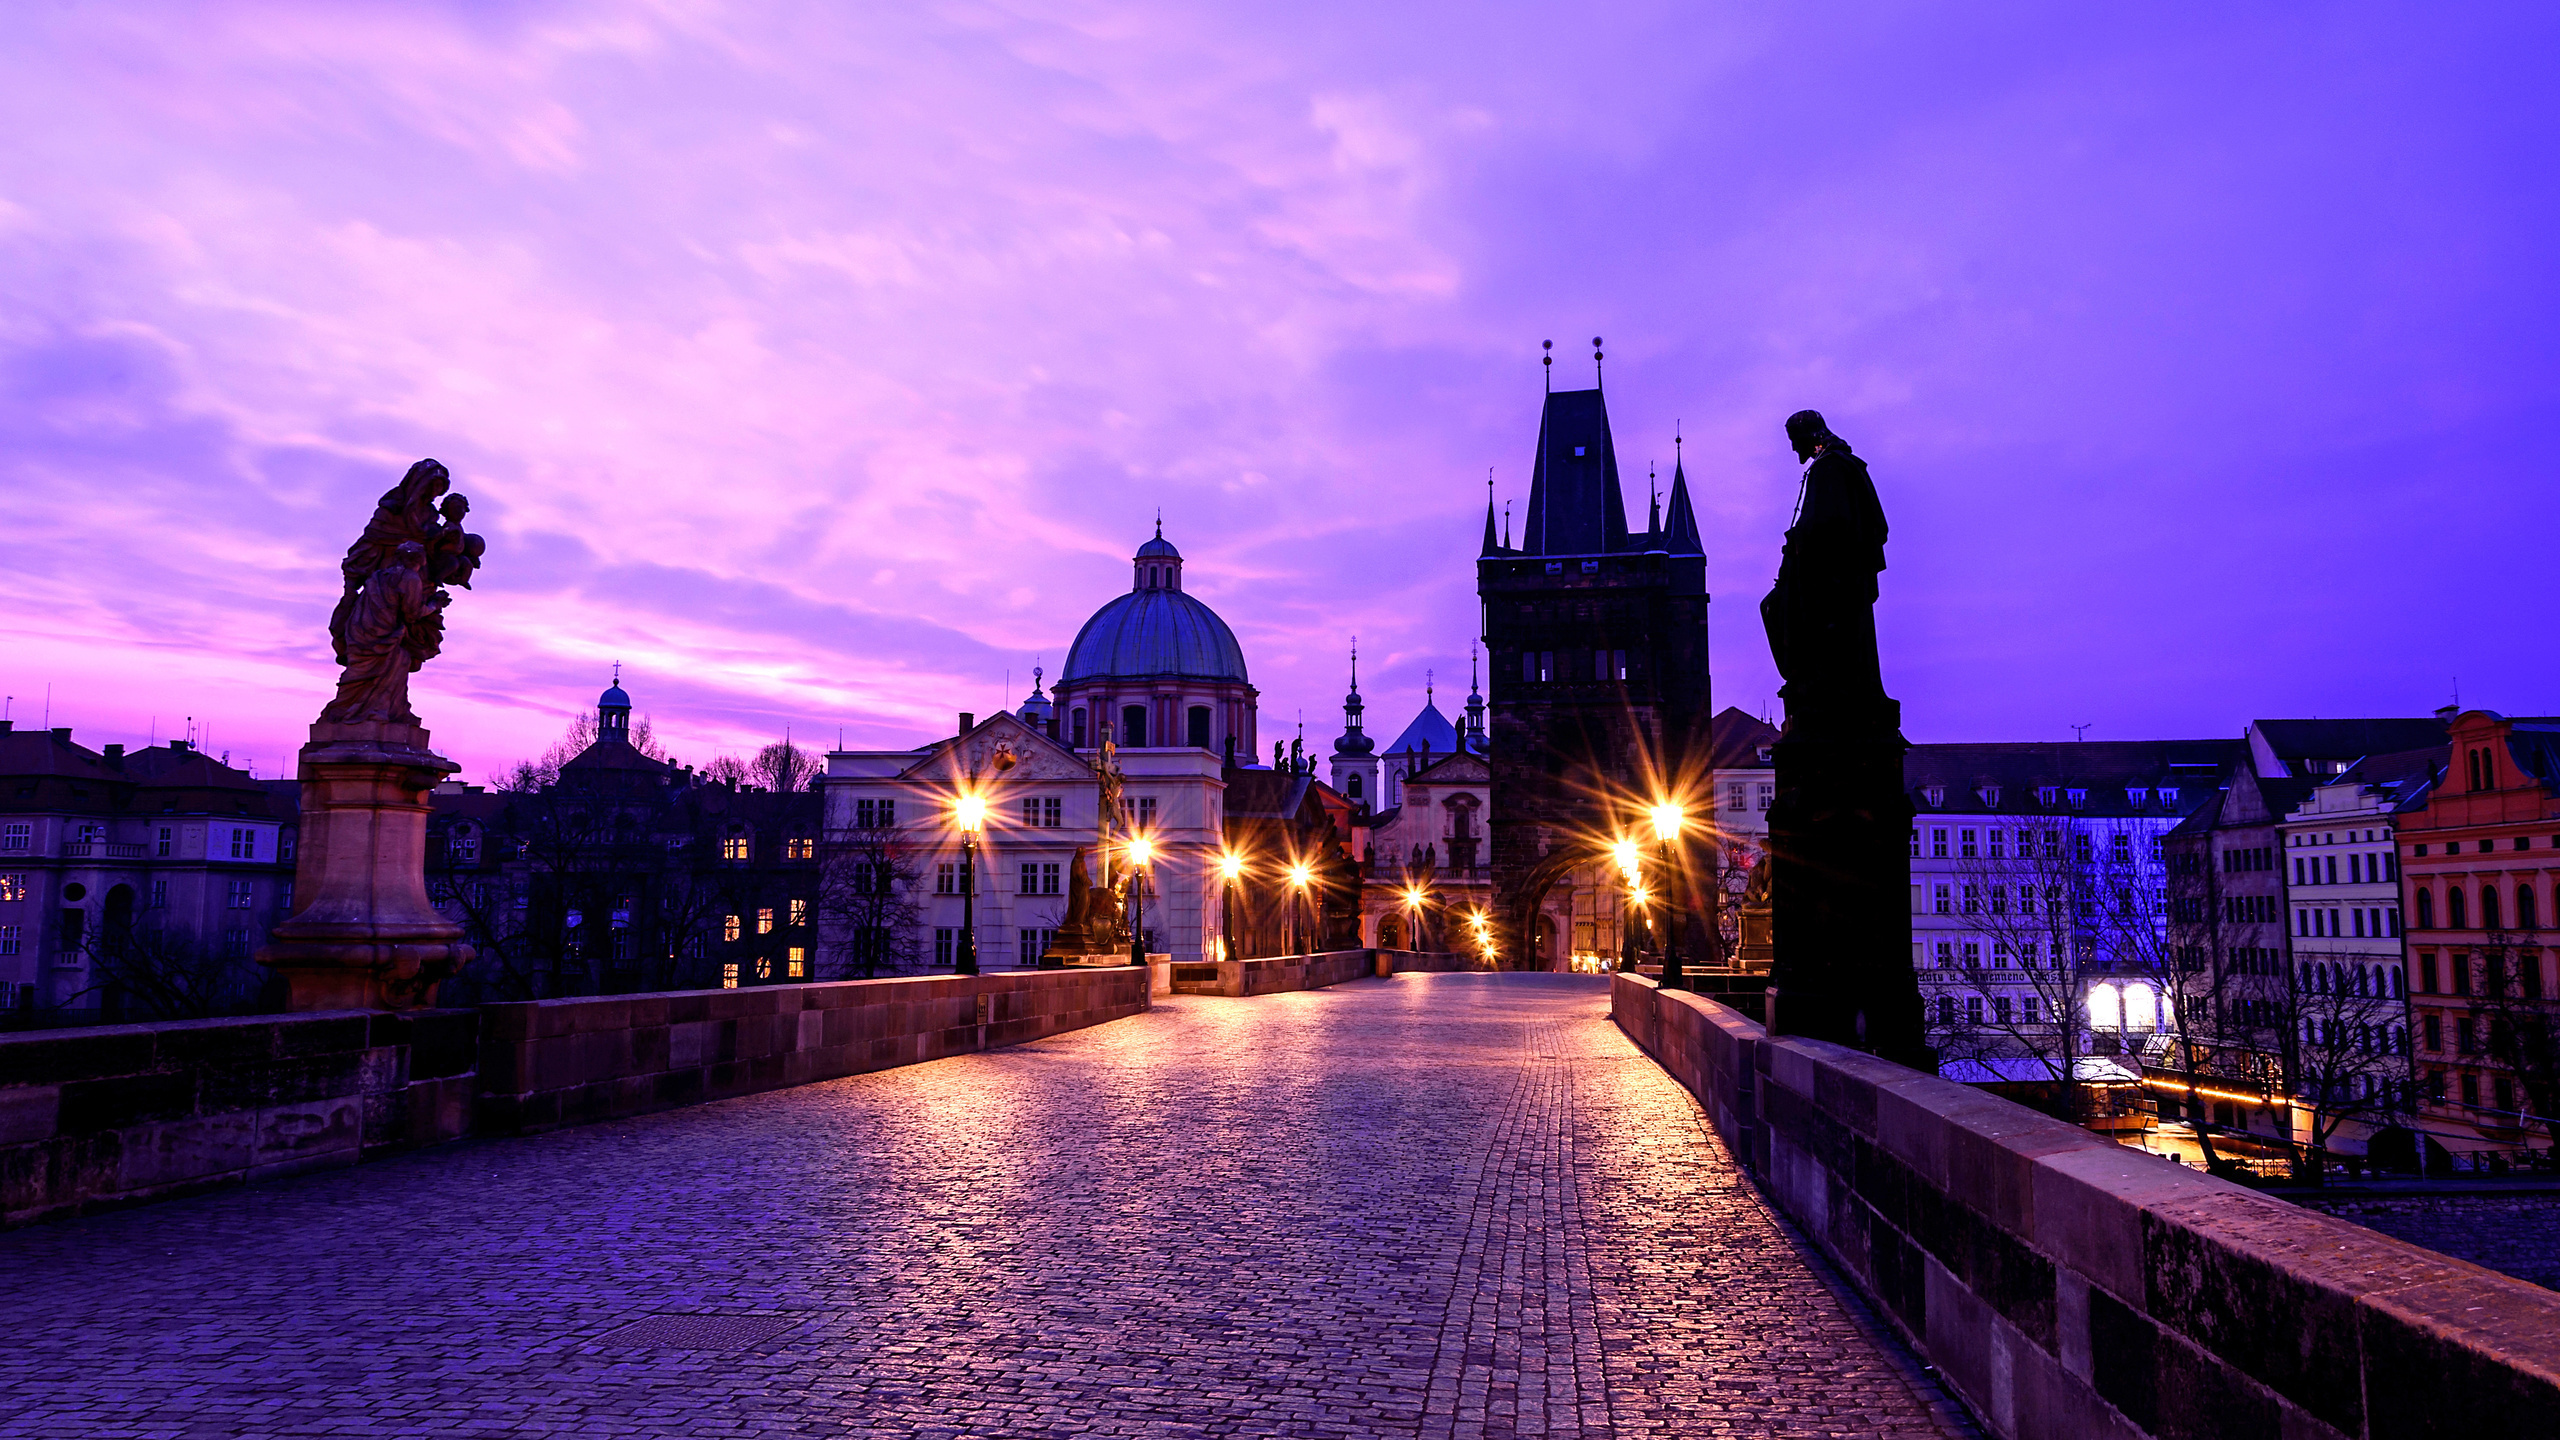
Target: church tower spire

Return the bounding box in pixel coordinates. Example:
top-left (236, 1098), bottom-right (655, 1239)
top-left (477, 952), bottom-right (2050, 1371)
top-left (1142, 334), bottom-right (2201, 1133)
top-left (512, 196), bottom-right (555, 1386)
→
top-left (1664, 427), bottom-right (1703, 555)
top-left (1328, 639), bottom-right (1378, 809)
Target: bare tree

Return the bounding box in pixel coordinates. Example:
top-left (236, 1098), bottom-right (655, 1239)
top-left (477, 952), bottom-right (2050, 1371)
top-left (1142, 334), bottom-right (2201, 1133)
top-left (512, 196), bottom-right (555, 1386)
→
top-left (2284, 948), bottom-right (2418, 1180)
top-left (1940, 822), bottom-right (2097, 1121)
top-left (495, 710), bottom-right (667, 792)
top-left (752, 738), bottom-right (819, 795)
top-left (2470, 930), bottom-right (2560, 1148)
top-left (67, 917), bottom-right (266, 1021)
top-left (818, 817), bottom-right (925, 977)
top-left (701, 754), bottom-right (751, 788)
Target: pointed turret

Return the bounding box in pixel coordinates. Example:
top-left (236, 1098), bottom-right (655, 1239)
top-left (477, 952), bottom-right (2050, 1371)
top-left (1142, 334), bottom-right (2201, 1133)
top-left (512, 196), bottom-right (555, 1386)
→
top-left (1663, 451), bottom-right (1703, 555)
top-left (1333, 645), bottom-right (1373, 757)
top-left (1522, 388), bottom-right (1630, 556)
top-left (1464, 648), bottom-right (1487, 751)
top-left (1481, 495), bottom-right (1501, 556)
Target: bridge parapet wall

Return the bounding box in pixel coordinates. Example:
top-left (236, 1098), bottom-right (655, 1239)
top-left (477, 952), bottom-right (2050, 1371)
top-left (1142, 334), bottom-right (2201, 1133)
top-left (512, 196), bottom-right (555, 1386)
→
top-left (0, 1008), bottom-right (477, 1229)
top-left (478, 967), bottom-right (1149, 1136)
top-left (1611, 973), bottom-right (2560, 1440)
top-left (1168, 949), bottom-right (1378, 997)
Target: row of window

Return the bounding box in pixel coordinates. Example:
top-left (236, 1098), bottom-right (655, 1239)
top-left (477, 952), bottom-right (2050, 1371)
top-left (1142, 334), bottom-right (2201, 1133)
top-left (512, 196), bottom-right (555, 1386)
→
top-left (714, 903), bottom-right (808, 941)
top-left (1928, 938), bottom-right (2061, 969)
top-left (1916, 786), bottom-right (2181, 812)
top-left (1724, 782), bottom-right (1774, 812)
top-left (2222, 846), bottom-right (2273, 872)
top-left (715, 950), bottom-right (810, 988)
top-left (2294, 851), bottom-right (2397, 886)
top-left (2414, 950), bottom-right (2546, 999)
top-left (2297, 906), bottom-right (2400, 938)
top-left (0, 822), bottom-right (289, 860)
top-left (2412, 883), bottom-right (2544, 931)
top-left (1066, 704), bottom-right (1216, 750)
top-left (1519, 650), bottom-right (1631, 684)
top-left (2413, 835), bottom-right (2557, 856)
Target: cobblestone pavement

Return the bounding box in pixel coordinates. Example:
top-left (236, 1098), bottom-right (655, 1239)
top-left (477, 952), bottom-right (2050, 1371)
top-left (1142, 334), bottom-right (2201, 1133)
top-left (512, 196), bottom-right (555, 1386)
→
top-left (0, 974), bottom-right (1979, 1438)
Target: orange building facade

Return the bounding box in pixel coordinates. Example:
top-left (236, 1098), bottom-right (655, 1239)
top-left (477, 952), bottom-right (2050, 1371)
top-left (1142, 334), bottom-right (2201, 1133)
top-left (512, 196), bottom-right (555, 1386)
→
top-left (2398, 709), bottom-right (2560, 1158)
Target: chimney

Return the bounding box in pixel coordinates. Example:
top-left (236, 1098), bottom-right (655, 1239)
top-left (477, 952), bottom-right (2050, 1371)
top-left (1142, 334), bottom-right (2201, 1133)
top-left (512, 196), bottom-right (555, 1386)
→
top-left (958, 712), bottom-right (974, 735)
top-left (170, 739), bottom-right (192, 753)
top-left (2435, 704), bottom-right (2460, 725)
top-left (1045, 716), bottom-right (1059, 741)
top-left (51, 727), bottom-right (71, 741)
top-left (0, 720), bottom-right (11, 732)
top-left (103, 744), bottom-right (125, 769)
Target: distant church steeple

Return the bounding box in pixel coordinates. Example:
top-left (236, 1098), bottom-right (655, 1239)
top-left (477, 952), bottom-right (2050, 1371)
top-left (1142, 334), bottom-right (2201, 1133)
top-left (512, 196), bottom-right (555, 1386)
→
top-left (1328, 639), bottom-right (1380, 809)
top-left (598, 663), bottom-right (632, 744)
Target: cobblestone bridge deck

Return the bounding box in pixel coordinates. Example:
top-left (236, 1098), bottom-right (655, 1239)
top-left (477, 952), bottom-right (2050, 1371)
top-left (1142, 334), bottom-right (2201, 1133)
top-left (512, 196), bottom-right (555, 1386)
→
top-left (0, 974), bottom-right (1976, 1439)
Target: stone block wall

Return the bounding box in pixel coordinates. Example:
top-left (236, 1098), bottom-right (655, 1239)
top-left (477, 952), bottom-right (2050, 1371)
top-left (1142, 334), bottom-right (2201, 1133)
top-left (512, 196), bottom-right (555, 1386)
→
top-left (1378, 951), bottom-right (1499, 974)
top-left (476, 967), bottom-right (1152, 1136)
top-left (0, 1008), bottom-right (477, 1228)
top-left (1612, 973), bottom-right (2560, 1440)
top-left (1168, 949), bottom-right (1377, 997)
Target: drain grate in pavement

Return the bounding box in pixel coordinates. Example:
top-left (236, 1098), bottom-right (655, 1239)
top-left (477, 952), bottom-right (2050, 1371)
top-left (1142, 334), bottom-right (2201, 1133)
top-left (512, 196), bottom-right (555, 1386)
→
top-left (595, 1313), bottom-right (805, 1350)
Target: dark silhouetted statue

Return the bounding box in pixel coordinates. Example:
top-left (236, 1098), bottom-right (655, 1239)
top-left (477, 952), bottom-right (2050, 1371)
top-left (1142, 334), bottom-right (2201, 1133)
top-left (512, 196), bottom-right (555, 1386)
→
top-left (1759, 411), bottom-right (1927, 1067)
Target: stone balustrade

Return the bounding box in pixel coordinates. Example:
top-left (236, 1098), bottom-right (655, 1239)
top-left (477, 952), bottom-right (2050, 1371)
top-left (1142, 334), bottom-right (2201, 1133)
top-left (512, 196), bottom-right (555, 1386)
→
top-left (0, 1009), bottom-right (478, 1228)
top-left (1612, 972), bottom-right (2560, 1439)
top-left (2, 966), bottom-right (1149, 1228)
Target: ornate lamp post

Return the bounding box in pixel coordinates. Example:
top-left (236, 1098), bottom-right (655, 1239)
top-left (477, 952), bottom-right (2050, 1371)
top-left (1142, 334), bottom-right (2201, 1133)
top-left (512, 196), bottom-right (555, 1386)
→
top-left (1401, 884), bottom-right (1430, 954)
top-left (1652, 800), bottom-right (1687, 991)
top-left (1612, 837), bottom-right (1643, 975)
top-left (1218, 851), bottom-right (1246, 961)
top-left (1126, 833), bottom-right (1155, 967)
top-left (1287, 861), bottom-right (1315, 955)
top-left (953, 792), bottom-right (986, 975)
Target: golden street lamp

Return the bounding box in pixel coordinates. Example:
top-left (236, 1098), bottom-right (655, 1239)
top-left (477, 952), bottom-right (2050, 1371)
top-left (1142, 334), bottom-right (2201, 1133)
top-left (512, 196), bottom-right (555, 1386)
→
top-left (1287, 860), bottom-right (1315, 955)
top-left (1400, 884), bottom-right (1429, 952)
top-left (1217, 850), bottom-right (1246, 962)
top-left (1612, 836), bottom-right (1644, 975)
top-left (952, 792), bottom-right (987, 975)
top-left (1652, 799), bottom-right (1687, 991)
top-left (1125, 833), bottom-right (1156, 967)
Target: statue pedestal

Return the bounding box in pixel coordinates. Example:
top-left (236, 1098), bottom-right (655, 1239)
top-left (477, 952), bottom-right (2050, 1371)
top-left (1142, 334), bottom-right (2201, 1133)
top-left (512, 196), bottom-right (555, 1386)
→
top-left (258, 721), bottom-right (473, 1011)
top-left (1764, 711), bottom-right (1928, 1068)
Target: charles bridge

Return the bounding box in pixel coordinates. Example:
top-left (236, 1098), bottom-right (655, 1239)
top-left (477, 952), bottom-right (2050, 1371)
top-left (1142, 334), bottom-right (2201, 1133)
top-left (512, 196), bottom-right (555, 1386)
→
top-left (4, 958), bottom-right (2557, 1439)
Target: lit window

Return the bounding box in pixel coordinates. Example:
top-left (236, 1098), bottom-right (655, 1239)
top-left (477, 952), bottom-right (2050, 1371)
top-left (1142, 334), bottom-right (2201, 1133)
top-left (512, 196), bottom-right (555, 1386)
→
top-left (723, 914), bottom-right (742, 943)
top-left (0, 875), bottom-right (22, 903)
top-left (721, 963), bottom-right (739, 989)
top-left (787, 948), bottom-right (806, 979)
top-left (722, 833), bottom-right (751, 861)
top-left (786, 836), bottom-right (815, 861)
top-left (756, 908), bottom-right (775, 934)
top-left (789, 898), bottom-right (808, 927)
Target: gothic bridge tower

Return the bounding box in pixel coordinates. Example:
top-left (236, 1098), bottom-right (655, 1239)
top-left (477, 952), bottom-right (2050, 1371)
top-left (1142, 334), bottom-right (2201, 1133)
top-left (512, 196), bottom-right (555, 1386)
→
top-left (1476, 362), bottom-right (1711, 970)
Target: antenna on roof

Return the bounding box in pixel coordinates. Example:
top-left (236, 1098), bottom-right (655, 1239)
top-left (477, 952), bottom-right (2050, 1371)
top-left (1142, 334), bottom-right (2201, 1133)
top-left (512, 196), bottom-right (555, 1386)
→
top-left (1593, 336), bottom-right (1604, 388)
top-left (1541, 338), bottom-right (1552, 392)
top-left (2071, 723), bottom-right (2092, 743)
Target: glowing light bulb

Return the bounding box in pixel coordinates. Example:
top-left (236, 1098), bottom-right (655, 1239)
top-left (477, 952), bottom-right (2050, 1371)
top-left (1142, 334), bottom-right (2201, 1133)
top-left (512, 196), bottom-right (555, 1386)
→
top-left (954, 795), bottom-right (987, 832)
top-left (1650, 802), bottom-right (1683, 842)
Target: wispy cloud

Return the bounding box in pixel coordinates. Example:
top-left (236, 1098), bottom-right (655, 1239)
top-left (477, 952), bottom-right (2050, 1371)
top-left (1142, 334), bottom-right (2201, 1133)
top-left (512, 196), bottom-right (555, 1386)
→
top-left (2, 2), bottom-right (2553, 780)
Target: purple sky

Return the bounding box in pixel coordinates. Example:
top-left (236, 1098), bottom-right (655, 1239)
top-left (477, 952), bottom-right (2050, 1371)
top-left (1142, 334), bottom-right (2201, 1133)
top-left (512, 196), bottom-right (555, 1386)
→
top-left (6, 4), bottom-right (2555, 784)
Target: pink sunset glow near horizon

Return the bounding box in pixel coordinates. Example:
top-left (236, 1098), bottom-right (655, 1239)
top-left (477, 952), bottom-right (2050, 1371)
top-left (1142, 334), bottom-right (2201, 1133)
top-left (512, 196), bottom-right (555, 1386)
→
top-left (6, 4), bottom-right (2556, 786)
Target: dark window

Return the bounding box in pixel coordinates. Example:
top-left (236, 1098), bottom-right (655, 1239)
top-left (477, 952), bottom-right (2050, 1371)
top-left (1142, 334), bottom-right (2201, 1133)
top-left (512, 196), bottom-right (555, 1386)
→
top-left (1071, 709), bottom-right (1088, 748)
top-left (2417, 888), bottom-right (2434, 928)
top-left (1187, 706), bottom-right (1212, 749)
top-left (2521, 884), bottom-right (2540, 931)
top-left (2481, 885), bottom-right (2501, 931)
top-left (1121, 705), bottom-right (1148, 748)
top-left (2449, 886), bottom-right (2468, 929)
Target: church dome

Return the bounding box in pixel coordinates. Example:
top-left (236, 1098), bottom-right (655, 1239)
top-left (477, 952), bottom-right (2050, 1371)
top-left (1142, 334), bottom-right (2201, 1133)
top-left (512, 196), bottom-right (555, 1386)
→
top-left (1062, 528), bottom-right (1247, 684)
top-left (1061, 590), bottom-right (1248, 683)
top-left (598, 682), bottom-right (631, 709)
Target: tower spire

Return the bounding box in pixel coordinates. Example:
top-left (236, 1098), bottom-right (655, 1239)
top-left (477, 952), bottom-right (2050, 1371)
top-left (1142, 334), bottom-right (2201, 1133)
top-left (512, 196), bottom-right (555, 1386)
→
top-left (1481, 468), bottom-right (1500, 556)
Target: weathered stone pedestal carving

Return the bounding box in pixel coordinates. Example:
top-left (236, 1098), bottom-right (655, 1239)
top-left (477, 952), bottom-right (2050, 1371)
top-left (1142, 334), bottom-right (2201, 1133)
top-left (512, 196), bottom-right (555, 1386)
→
top-left (259, 457), bottom-right (486, 1012)
top-left (260, 723), bottom-right (473, 1010)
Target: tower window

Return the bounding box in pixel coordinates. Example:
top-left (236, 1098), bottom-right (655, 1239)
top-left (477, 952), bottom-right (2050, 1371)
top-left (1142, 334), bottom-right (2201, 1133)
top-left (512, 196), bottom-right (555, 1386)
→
top-left (1188, 706), bottom-right (1212, 749)
top-left (1121, 705), bottom-right (1148, 748)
